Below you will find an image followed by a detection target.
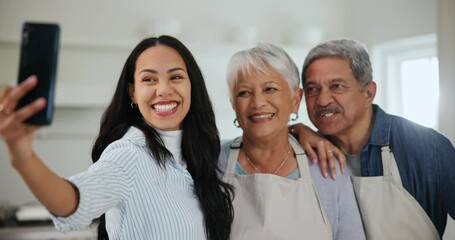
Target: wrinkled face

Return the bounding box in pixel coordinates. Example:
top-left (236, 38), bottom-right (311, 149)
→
top-left (129, 45), bottom-right (191, 130)
top-left (232, 68), bottom-right (302, 140)
top-left (303, 57), bottom-right (375, 138)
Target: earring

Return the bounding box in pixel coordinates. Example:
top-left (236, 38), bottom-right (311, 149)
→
top-left (290, 112), bottom-right (299, 121)
top-left (233, 118), bottom-right (240, 128)
top-left (131, 102), bottom-right (138, 109)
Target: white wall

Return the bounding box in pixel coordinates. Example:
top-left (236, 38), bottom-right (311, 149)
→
top-left (438, 1), bottom-right (455, 238)
top-left (438, 0), bottom-right (455, 144)
top-left (340, 0), bottom-right (436, 48)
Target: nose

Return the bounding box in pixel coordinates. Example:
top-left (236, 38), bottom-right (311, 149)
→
top-left (251, 91), bottom-right (267, 108)
top-left (156, 81), bottom-right (174, 97)
top-left (316, 89), bottom-right (333, 106)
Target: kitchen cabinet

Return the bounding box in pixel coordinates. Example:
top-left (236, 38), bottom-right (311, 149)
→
top-left (0, 225), bottom-right (96, 240)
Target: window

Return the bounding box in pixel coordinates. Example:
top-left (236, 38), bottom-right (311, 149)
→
top-left (400, 57), bottom-right (439, 128)
top-left (372, 34), bottom-right (439, 129)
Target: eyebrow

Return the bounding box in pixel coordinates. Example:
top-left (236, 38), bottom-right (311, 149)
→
top-left (331, 78), bottom-right (345, 83)
top-left (304, 77), bottom-right (346, 87)
top-left (138, 67), bottom-right (186, 75)
top-left (303, 81), bottom-right (316, 88)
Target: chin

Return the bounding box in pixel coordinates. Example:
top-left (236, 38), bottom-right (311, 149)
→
top-left (315, 125), bottom-right (338, 136)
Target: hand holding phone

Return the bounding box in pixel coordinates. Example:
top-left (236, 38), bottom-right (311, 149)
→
top-left (16, 22), bottom-right (60, 125)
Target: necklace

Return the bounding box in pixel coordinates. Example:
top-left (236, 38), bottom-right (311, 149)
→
top-left (244, 146), bottom-right (292, 174)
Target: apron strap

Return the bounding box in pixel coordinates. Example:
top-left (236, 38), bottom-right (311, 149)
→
top-left (288, 135), bottom-right (311, 179)
top-left (381, 146), bottom-right (403, 185)
top-left (225, 137), bottom-right (242, 175)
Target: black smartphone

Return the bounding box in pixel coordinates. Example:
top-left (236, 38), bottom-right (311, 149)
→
top-left (16, 22), bottom-right (60, 125)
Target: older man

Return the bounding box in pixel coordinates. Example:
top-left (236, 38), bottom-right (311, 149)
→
top-left (298, 39), bottom-right (455, 239)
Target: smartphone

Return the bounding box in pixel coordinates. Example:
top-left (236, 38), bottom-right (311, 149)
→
top-left (16, 22), bottom-right (60, 125)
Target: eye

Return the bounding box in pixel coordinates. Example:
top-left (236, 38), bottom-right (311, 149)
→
top-left (142, 76), bottom-right (157, 83)
top-left (330, 83), bottom-right (346, 93)
top-left (304, 86), bottom-right (319, 96)
top-left (265, 87), bottom-right (278, 94)
top-left (236, 90), bottom-right (251, 97)
top-left (332, 83), bottom-right (342, 89)
top-left (170, 74), bottom-right (184, 81)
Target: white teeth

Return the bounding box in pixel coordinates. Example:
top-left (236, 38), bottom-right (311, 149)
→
top-left (251, 114), bottom-right (274, 120)
top-left (154, 102), bottom-right (177, 111)
top-left (321, 113), bottom-right (334, 118)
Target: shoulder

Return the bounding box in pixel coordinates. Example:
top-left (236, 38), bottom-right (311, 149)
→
top-left (98, 127), bottom-right (150, 168)
top-left (388, 112), bottom-right (451, 145)
top-left (374, 105), bottom-right (451, 146)
top-left (106, 127), bottom-right (146, 150)
top-left (217, 138), bottom-right (236, 177)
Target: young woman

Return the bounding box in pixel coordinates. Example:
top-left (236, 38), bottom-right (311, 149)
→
top-left (0, 36), bottom-right (234, 240)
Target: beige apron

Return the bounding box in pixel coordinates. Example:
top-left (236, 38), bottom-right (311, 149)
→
top-left (351, 146), bottom-right (440, 240)
top-left (222, 136), bottom-right (332, 239)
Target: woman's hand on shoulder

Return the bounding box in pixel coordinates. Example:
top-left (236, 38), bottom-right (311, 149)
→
top-left (290, 123), bottom-right (345, 179)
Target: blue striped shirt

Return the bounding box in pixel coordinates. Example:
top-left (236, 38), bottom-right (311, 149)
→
top-left (52, 127), bottom-right (206, 239)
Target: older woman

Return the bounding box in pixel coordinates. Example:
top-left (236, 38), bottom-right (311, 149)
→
top-left (218, 43), bottom-right (365, 239)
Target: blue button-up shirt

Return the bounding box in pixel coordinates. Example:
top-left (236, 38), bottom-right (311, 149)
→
top-left (358, 104), bottom-right (455, 237)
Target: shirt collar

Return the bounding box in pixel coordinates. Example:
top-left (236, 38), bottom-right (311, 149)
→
top-left (365, 104), bottom-right (391, 147)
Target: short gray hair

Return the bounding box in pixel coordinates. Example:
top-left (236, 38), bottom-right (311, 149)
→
top-left (226, 42), bottom-right (300, 99)
top-left (301, 39), bottom-right (373, 89)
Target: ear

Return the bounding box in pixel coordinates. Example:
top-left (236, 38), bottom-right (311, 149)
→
top-left (128, 82), bottom-right (136, 103)
top-left (230, 97), bottom-right (236, 111)
top-left (291, 88), bottom-right (304, 113)
top-left (364, 81), bottom-right (377, 104)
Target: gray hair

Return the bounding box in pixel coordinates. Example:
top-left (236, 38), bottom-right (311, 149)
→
top-left (226, 42), bottom-right (300, 99)
top-left (301, 39), bottom-right (373, 90)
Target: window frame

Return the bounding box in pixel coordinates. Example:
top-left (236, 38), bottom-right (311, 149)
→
top-left (371, 34), bottom-right (438, 128)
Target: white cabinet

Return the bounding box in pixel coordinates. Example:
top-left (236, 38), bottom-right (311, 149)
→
top-left (0, 225), bottom-right (96, 240)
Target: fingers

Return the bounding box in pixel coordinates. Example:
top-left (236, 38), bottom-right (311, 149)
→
top-left (316, 141), bottom-right (329, 178)
top-left (302, 142), bottom-right (318, 164)
top-left (1, 75), bottom-right (38, 111)
top-left (0, 76), bottom-right (45, 140)
top-left (289, 122), bottom-right (344, 179)
top-left (315, 140), bottom-right (338, 179)
top-left (0, 86), bottom-right (13, 113)
top-left (0, 85), bottom-right (13, 101)
top-left (326, 149), bottom-right (336, 180)
top-left (0, 98), bottom-right (45, 146)
top-left (17, 97), bottom-right (47, 121)
top-left (0, 97), bottom-right (45, 125)
top-left (331, 147), bottom-right (346, 175)
top-left (0, 75), bottom-right (43, 121)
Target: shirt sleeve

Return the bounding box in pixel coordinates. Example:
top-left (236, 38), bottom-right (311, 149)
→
top-left (52, 145), bottom-right (136, 233)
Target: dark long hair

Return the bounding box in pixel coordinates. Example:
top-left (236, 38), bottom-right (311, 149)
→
top-left (92, 35), bottom-right (234, 240)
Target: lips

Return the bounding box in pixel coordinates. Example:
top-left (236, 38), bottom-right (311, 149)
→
top-left (152, 101), bottom-right (179, 116)
top-left (314, 106), bottom-right (341, 120)
top-left (249, 113), bottom-right (275, 121)
top-left (153, 102), bottom-right (177, 111)
top-left (320, 112), bottom-right (335, 118)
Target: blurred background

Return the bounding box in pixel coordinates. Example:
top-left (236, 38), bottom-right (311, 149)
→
top-left (0, 0), bottom-right (454, 239)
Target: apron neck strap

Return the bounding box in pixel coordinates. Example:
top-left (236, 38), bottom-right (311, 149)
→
top-left (226, 137), bottom-right (242, 175)
top-left (381, 146), bottom-right (402, 185)
top-left (288, 135), bottom-right (311, 178)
